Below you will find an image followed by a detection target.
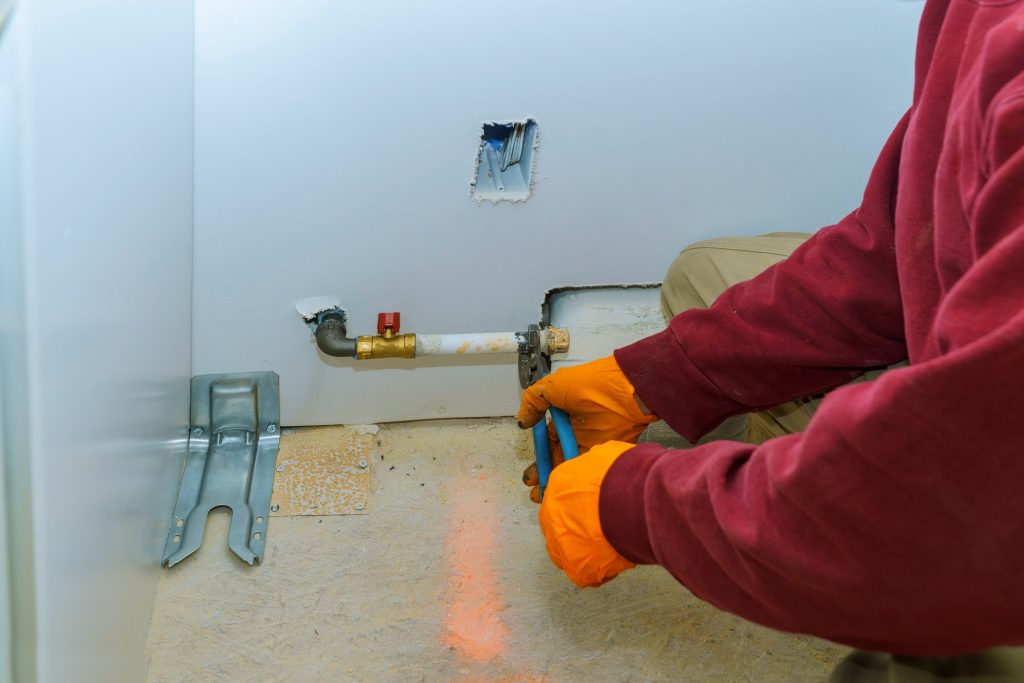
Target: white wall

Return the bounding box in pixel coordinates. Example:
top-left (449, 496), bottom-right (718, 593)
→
top-left (1, 2), bottom-right (194, 681)
top-left (193, 0), bottom-right (924, 426)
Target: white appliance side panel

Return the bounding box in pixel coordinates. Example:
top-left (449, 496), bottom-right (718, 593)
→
top-left (18, 1), bottom-right (195, 680)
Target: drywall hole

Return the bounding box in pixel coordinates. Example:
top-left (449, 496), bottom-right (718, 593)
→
top-left (470, 119), bottom-right (538, 203)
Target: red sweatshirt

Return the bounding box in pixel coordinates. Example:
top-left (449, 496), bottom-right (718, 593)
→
top-left (605, 0), bottom-right (1024, 656)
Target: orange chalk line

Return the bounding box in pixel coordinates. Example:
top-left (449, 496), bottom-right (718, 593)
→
top-left (443, 471), bottom-right (510, 663)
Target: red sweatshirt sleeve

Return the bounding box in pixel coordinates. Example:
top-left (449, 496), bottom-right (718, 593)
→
top-left (615, 113), bottom-right (911, 441)
top-left (600, 89), bottom-right (1024, 654)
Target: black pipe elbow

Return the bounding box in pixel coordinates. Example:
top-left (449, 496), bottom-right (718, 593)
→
top-left (314, 312), bottom-right (357, 358)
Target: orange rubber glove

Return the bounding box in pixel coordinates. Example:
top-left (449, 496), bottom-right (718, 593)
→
top-left (538, 440), bottom-right (637, 588)
top-left (518, 356), bottom-right (657, 501)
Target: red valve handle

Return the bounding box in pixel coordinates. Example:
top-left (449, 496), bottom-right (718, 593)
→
top-left (377, 312), bottom-right (401, 335)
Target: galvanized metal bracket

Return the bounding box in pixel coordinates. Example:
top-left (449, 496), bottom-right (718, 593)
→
top-left (162, 371), bottom-right (280, 568)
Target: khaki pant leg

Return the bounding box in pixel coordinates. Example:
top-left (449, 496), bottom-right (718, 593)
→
top-left (660, 232), bottom-right (812, 317)
top-left (657, 232), bottom-right (816, 442)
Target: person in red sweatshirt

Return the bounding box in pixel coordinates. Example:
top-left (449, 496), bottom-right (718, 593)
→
top-left (517, 1), bottom-right (1024, 680)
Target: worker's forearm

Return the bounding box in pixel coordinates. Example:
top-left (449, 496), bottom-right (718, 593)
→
top-left (602, 314), bottom-right (1024, 655)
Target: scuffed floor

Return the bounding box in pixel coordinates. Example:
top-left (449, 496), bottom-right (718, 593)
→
top-left (145, 418), bottom-right (846, 682)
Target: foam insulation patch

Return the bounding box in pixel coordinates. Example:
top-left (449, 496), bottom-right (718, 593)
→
top-left (271, 425), bottom-right (376, 516)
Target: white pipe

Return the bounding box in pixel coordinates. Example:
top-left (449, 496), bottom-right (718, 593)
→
top-left (416, 332), bottom-right (523, 356)
top-left (484, 145), bottom-right (504, 192)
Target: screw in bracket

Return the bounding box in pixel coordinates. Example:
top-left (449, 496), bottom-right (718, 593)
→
top-left (266, 424), bottom-right (277, 433)
top-left (192, 427), bottom-right (203, 437)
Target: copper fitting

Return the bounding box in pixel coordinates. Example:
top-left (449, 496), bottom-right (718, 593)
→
top-left (356, 333), bottom-right (417, 360)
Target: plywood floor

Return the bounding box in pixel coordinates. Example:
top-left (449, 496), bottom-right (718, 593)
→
top-left (145, 418), bottom-right (846, 682)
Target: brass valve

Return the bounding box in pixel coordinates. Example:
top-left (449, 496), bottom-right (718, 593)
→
top-left (356, 333), bottom-right (417, 360)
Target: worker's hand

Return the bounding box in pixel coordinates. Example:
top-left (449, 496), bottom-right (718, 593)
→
top-left (539, 440), bottom-right (637, 588)
top-left (519, 356), bottom-right (656, 501)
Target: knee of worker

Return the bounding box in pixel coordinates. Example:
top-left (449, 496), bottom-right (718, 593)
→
top-left (660, 233), bottom-right (812, 318)
top-left (660, 243), bottom-right (729, 317)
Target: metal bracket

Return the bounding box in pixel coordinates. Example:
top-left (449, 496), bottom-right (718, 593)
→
top-left (162, 371), bottom-right (280, 568)
top-left (517, 324), bottom-right (550, 389)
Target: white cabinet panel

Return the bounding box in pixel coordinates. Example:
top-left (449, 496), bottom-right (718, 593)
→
top-left (4, 1), bottom-right (194, 680)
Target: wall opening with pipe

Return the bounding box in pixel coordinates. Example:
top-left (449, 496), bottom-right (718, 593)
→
top-left (471, 119), bottom-right (539, 202)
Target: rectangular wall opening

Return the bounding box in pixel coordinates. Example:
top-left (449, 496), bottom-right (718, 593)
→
top-left (470, 119), bottom-right (538, 203)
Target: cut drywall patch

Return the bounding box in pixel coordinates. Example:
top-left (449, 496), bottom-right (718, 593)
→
top-left (470, 119), bottom-right (538, 203)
